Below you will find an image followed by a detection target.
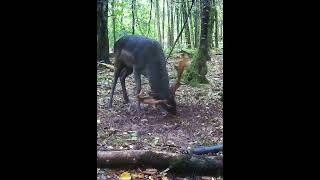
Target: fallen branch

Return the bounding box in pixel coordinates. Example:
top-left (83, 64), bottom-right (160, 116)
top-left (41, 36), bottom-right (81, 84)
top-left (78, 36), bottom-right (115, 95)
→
top-left (98, 62), bottom-right (114, 70)
top-left (97, 150), bottom-right (223, 177)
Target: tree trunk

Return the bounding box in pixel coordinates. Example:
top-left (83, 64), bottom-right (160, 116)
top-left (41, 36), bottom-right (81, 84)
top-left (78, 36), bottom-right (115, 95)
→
top-left (97, 0), bottom-right (101, 54)
top-left (198, 0), bottom-right (210, 59)
top-left (162, 0), bottom-right (165, 48)
top-left (170, 0), bottom-right (174, 47)
top-left (194, 0), bottom-right (199, 48)
top-left (214, 0), bottom-right (219, 48)
top-left (147, 0), bottom-right (153, 36)
top-left (112, 0), bottom-right (116, 44)
top-left (167, 0), bottom-right (171, 48)
top-left (120, 0), bottom-right (124, 24)
top-left (97, 150), bottom-right (223, 177)
top-left (154, 2), bottom-right (157, 36)
top-left (176, 6), bottom-right (179, 40)
top-left (186, 0), bottom-right (194, 48)
top-left (182, 0), bottom-right (191, 48)
top-left (105, 0), bottom-right (110, 63)
top-left (220, 20), bottom-right (223, 41)
top-left (180, 4), bottom-right (183, 44)
top-left (156, 0), bottom-right (162, 45)
top-left (208, 0), bottom-right (214, 49)
top-left (132, 0), bottom-right (135, 34)
top-left (180, 2), bottom-right (183, 44)
top-left (183, 0), bottom-right (210, 86)
top-left (97, 0), bottom-right (110, 64)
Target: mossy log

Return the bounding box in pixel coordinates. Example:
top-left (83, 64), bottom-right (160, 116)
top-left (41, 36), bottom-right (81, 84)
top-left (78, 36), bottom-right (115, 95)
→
top-left (97, 150), bottom-right (223, 177)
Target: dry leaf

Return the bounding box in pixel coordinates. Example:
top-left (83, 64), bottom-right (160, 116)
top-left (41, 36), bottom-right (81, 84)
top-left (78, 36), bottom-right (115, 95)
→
top-left (131, 173), bottom-right (144, 179)
top-left (119, 171), bottom-right (131, 180)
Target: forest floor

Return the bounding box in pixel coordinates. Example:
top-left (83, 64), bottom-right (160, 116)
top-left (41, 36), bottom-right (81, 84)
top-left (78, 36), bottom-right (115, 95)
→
top-left (97, 52), bottom-right (223, 180)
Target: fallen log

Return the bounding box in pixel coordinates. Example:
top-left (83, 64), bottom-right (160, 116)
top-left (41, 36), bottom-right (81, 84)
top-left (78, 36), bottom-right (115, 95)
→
top-left (97, 150), bottom-right (223, 177)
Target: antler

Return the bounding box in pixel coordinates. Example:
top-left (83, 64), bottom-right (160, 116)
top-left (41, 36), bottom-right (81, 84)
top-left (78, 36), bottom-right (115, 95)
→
top-left (170, 54), bottom-right (188, 95)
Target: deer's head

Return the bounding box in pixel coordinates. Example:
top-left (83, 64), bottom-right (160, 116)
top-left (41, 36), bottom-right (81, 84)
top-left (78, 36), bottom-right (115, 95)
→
top-left (138, 54), bottom-right (188, 115)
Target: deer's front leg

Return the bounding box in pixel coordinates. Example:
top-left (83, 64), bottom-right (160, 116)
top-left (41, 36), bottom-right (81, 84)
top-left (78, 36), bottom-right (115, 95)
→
top-left (133, 69), bottom-right (144, 112)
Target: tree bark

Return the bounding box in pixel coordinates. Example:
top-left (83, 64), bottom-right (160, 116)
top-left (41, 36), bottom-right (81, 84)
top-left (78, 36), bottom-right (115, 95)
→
top-left (220, 20), bottom-right (223, 41)
top-left (162, 0), bottom-right (165, 48)
top-left (112, 0), bottom-right (116, 44)
top-left (183, 0), bottom-right (210, 85)
top-left (208, 0), bottom-right (214, 49)
top-left (97, 150), bottom-right (223, 177)
top-left (182, 0), bottom-right (191, 48)
top-left (214, 0), bottom-right (219, 48)
top-left (132, 0), bottom-right (135, 34)
top-left (194, 0), bottom-right (199, 48)
top-left (97, 0), bottom-right (110, 64)
top-left (176, 5), bottom-right (179, 41)
top-left (186, 0), bottom-right (194, 48)
top-left (147, 0), bottom-right (153, 36)
top-left (156, 0), bottom-right (162, 45)
top-left (170, 0), bottom-right (174, 46)
top-left (167, 0), bottom-right (171, 48)
top-left (199, 0), bottom-right (210, 59)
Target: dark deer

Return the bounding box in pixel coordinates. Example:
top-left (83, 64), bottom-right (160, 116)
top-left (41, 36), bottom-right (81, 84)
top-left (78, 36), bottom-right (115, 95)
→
top-left (108, 35), bottom-right (187, 115)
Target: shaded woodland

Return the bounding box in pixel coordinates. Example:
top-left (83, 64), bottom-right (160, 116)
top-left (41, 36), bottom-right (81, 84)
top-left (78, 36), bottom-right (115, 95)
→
top-left (97, 0), bottom-right (223, 179)
top-left (97, 0), bottom-right (223, 64)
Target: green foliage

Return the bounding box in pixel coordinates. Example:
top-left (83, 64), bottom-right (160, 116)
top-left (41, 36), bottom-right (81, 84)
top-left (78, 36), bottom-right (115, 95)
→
top-left (179, 48), bottom-right (197, 57)
top-left (104, 0), bottom-right (223, 51)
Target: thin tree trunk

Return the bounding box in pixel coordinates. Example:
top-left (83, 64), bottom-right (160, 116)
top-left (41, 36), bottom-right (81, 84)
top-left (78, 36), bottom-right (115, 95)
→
top-left (147, 0), bottom-right (153, 36)
top-left (182, 0), bottom-right (191, 48)
top-left (194, 0), bottom-right (199, 48)
top-left (156, 0), bottom-right (162, 45)
top-left (112, 0), bottom-right (116, 44)
top-left (162, 0), bottom-right (165, 48)
top-left (105, 0), bottom-right (110, 62)
top-left (208, 0), bottom-right (214, 49)
top-left (213, 0), bottom-right (219, 48)
top-left (170, 0), bottom-right (174, 46)
top-left (154, 3), bottom-right (157, 36)
top-left (180, 2), bottom-right (183, 44)
top-left (97, 0), bottom-right (101, 58)
top-left (132, 0), bottom-right (135, 34)
top-left (220, 20), bottom-right (223, 41)
top-left (186, 0), bottom-right (194, 48)
top-left (176, 6), bottom-right (180, 44)
top-left (167, 0), bottom-right (171, 48)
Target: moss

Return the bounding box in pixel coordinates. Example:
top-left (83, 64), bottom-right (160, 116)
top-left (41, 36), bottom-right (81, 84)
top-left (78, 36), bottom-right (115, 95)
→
top-left (180, 48), bottom-right (197, 57)
top-left (183, 50), bottom-right (209, 87)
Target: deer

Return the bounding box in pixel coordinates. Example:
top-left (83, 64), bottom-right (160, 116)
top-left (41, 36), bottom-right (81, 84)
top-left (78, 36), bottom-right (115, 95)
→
top-left (108, 35), bottom-right (187, 115)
